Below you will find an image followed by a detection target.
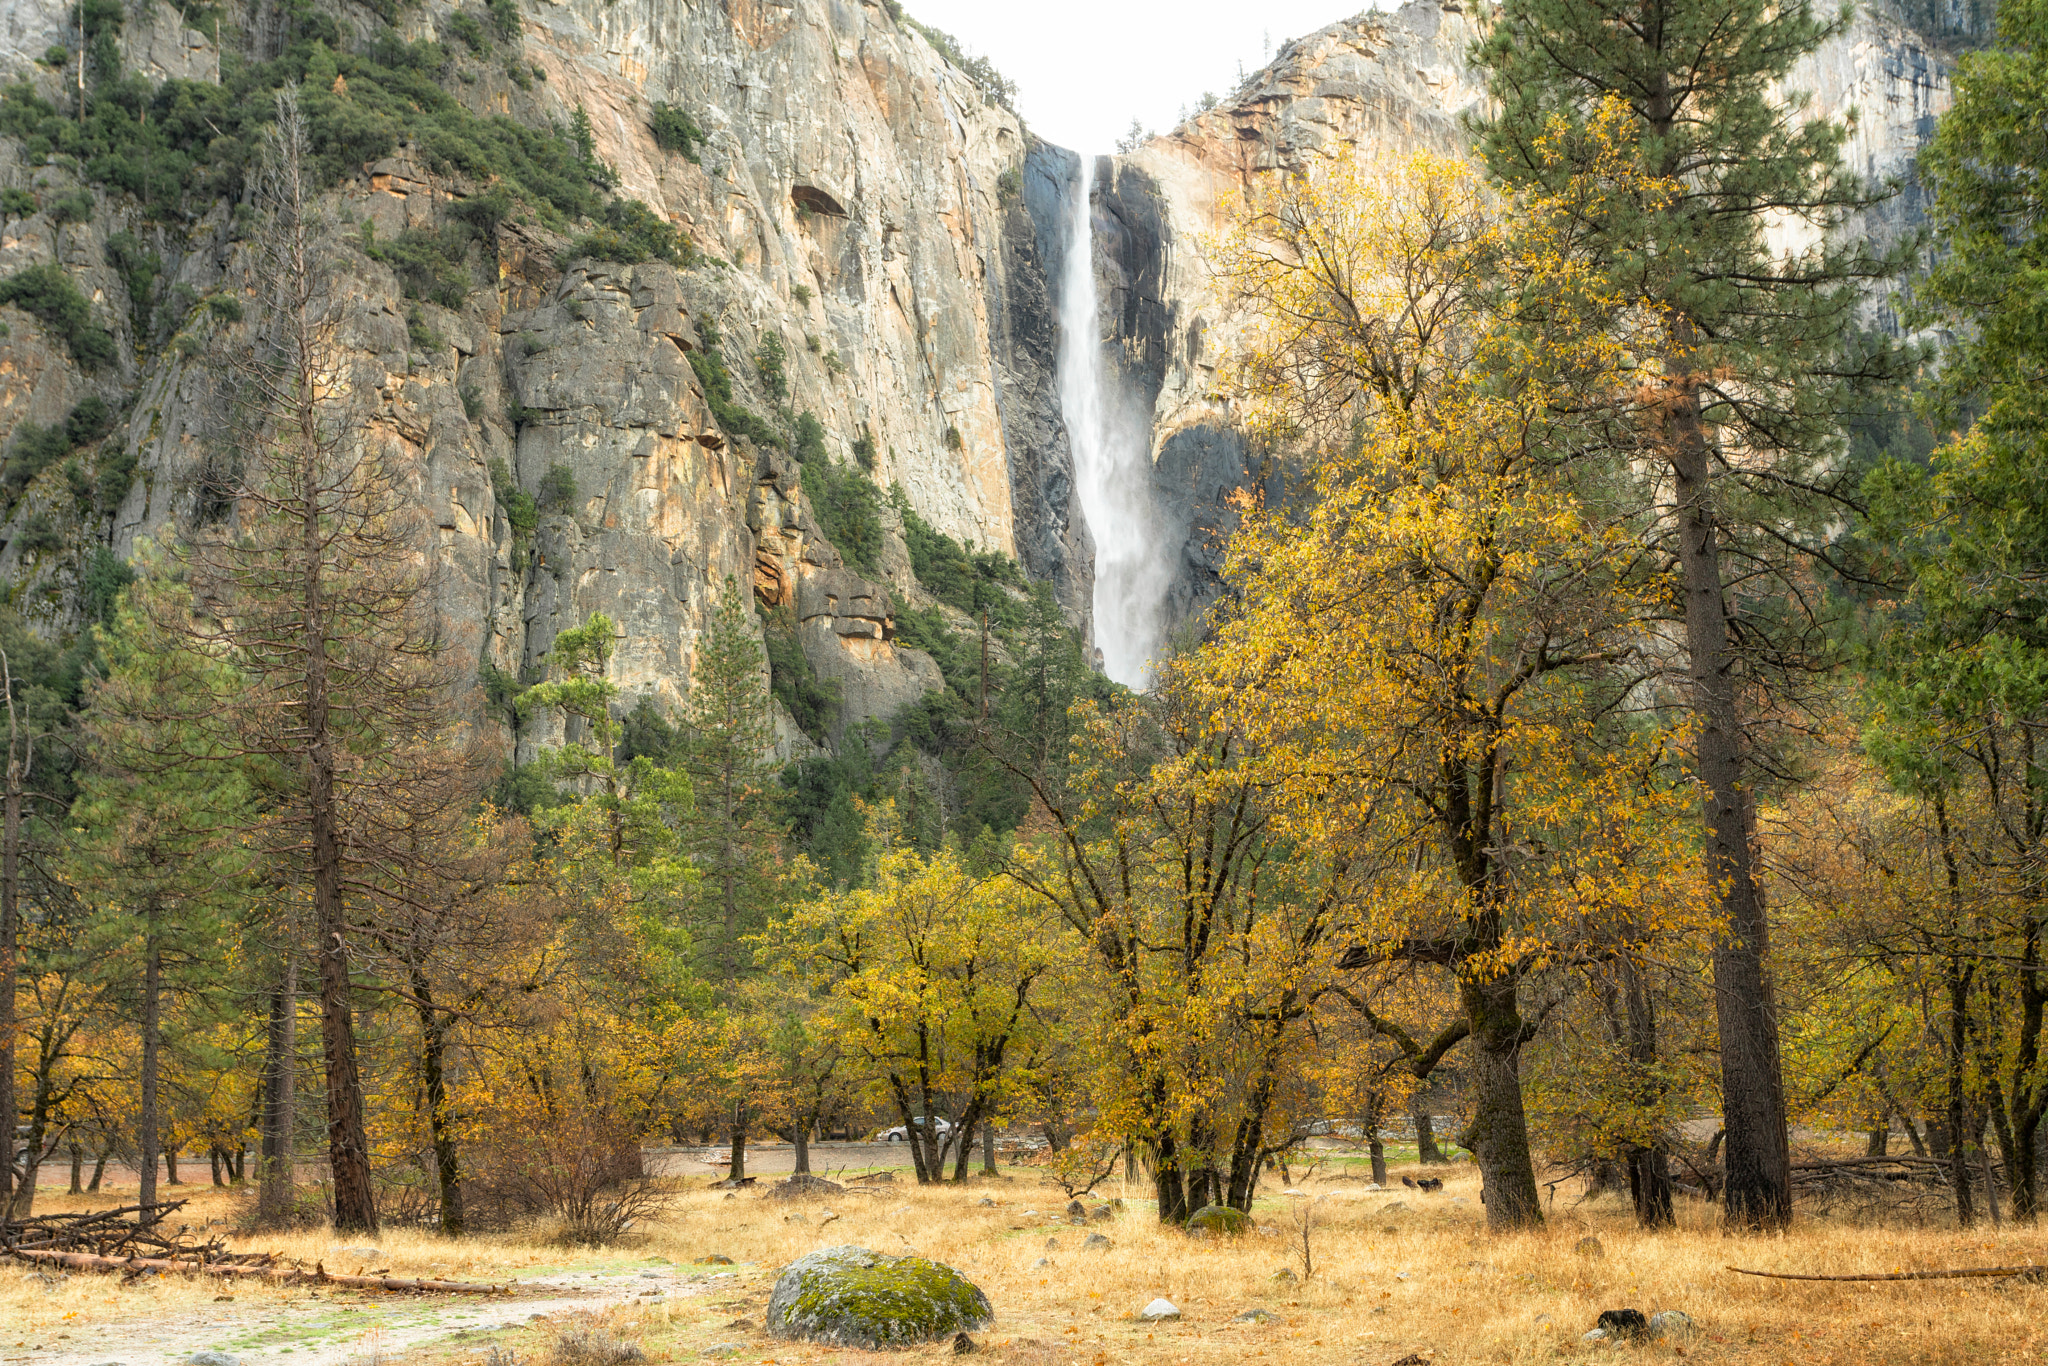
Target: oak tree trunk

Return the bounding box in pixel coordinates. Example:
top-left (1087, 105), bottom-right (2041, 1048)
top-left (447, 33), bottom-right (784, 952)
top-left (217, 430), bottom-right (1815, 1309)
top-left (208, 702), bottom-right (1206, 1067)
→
top-left (1459, 975), bottom-right (1541, 1231)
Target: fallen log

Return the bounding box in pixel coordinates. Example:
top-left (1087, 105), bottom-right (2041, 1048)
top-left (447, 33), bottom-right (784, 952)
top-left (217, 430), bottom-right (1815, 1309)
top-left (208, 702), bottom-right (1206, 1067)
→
top-left (1729, 1264), bottom-right (2043, 1282)
top-left (8, 1247), bottom-right (510, 1294)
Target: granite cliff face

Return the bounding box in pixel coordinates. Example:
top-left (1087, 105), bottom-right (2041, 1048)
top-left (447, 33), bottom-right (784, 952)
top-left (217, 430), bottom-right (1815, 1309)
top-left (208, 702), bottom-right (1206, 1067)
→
top-left (1091, 0), bottom-right (1957, 628)
top-left (0, 0), bottom-right (1967, 742)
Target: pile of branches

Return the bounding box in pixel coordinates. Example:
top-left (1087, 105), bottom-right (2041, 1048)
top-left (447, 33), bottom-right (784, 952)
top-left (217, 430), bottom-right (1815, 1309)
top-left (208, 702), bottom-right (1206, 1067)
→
top-left (1790, 1155), bottom-right (1979, 1224)
top-left (3, 1200), bottom-right (273, 1270)
top-left (1, 1200), bottom-right (504, 1294)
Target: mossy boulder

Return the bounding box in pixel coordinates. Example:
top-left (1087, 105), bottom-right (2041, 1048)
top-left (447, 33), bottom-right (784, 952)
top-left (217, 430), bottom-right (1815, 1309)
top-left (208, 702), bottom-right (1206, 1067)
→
top-left (1185, 1204), bottom-right (1251, 1235)
top-left (765, 1245), bottom-right (993, 1348)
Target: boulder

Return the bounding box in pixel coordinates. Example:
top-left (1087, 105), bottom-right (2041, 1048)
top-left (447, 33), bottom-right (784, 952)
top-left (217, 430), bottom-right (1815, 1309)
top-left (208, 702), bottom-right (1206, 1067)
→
top-left (766, 1246), bottom-right (993, 1349)
top-left (1185, 1204), bottom-right (1251, 1236)
top-left (1648, 1310), bottom-right (1694, 1339)
top-left (1065, 1199), bottom-right (1087, 1223)
top-left (1081, 1233), bottom-right (1112, 1250)
top-left (1138, 1298), bottom-right (1181, 1323)
top-left (768, 1173), bottom-right (844, 1201)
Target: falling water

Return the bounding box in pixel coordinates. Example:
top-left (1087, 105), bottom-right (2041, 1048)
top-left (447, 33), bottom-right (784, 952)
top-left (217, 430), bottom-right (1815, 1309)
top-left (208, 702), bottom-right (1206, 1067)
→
top-left (1057, 154), bottom-right (1171, 689)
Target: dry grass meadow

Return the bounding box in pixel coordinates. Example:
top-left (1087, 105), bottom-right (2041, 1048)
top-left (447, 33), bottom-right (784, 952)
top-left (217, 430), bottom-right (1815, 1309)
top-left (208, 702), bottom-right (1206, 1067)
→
top-left (6, 1151), bottom-right (2047, 1366)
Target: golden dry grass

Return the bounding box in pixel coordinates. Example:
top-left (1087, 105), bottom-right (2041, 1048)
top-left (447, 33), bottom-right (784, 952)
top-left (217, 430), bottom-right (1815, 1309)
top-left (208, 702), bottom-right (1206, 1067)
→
top-left (8, 1164), bottom-right (2048, 1366)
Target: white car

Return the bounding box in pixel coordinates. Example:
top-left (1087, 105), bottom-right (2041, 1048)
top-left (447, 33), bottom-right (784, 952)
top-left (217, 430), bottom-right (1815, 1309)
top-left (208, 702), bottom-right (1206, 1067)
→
top-left (879, 1118), bottom-right (954, 1142)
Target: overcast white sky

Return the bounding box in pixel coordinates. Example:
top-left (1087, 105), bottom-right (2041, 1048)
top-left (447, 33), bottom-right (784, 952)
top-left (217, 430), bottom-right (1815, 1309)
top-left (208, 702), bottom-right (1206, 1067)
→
top-left (900, 1), bottom-right (1386, 154)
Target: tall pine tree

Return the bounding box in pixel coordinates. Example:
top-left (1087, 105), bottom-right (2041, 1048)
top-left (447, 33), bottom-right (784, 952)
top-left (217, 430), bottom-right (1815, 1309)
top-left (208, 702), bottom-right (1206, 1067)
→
top-left (1472, 0), bottom-right (1909, 1224)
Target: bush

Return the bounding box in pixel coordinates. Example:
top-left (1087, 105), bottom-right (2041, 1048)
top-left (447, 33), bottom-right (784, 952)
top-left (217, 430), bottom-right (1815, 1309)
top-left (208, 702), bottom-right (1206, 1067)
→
top-left (366, 223), bottom-right (476, 310)
top-left (792, 410), bottom-right (826, 464)
top-left (464, 1122), bottom-right (671, 1245)
top-left (550, 1329), bottom-right (645, 1366)
top-left (446, 11), bottom-right (489, 52)
top-left (0, 265), bottom-right (116, 368)
top-left (648, 102), bottom-right (706, 161)
top-left (489, 456), bottom-right (539, 538)
top-left (792, 283), bottom-right (812, 307)
top-left (488, 0), bottom-right (521, 40)
top-left (16, 513), bottom-right (64, 555)
top-left (205, 293), bottom-right (242, 323)
top-left (687, 322), bottom-right (783, 450)
top-left (765, 603), bottom-right (839, 743)
top-left (3, 397), bottom-right (117, 507)
top-left (105, 230), bottom-right (162, 337)
top-left (536, 463), bottom-right (578, 513)
top-left (562, 197), bottom-right (695, 268)
top-left (894, 487), bottom-right (1027, 624)
top-left (809, 459), bottom-right (883, 574)
top-left (0, 188), bottom-right (31, 218)
top-left (754, 331), bottom-right (788, 402)
top-left (81, 546), bottom-right (134, 623)
top-left (851, 425), bottom-right (876, 469)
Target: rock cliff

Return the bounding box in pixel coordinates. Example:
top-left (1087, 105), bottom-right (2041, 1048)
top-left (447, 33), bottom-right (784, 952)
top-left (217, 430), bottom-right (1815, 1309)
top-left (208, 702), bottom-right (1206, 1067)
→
top-left (0, 0), bottom-right (1967, 745)
top-left (1094, 0), bottom-right (1957, 626)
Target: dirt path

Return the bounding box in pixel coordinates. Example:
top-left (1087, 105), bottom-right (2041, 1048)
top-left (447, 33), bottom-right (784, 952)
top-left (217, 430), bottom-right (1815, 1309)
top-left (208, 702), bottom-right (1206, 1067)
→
top-left (7, 1262), bottom-right (744, 1366)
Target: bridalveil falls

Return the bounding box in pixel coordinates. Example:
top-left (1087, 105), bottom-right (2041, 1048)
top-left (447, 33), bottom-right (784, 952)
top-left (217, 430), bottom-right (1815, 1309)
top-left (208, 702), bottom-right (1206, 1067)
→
top-left (1057, 156), bottom-right (1174, 689)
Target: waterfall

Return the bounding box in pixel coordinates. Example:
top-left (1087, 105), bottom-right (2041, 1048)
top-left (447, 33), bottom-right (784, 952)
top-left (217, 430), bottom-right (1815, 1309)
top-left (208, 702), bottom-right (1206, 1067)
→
top-left (1057, 154), bottom-right (1171, 689)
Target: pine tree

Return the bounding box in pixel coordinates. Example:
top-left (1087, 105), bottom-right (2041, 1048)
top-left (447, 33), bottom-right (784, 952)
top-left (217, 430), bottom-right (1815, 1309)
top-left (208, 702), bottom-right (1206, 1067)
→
top-left (1471, 0), bottom-right (1910, 1228)
top-left (682, 581), bottom-right (781, 1181)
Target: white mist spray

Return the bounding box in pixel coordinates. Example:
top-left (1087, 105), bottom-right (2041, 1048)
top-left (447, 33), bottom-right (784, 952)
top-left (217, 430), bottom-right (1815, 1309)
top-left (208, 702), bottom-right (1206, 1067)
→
top-left (1057, 154), bottom-right (1171, 688)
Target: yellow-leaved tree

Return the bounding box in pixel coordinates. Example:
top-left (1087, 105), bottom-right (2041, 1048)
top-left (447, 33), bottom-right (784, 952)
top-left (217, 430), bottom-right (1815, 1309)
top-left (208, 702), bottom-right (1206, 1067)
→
top-left (1197, 149), bottom-right (1702, 1229)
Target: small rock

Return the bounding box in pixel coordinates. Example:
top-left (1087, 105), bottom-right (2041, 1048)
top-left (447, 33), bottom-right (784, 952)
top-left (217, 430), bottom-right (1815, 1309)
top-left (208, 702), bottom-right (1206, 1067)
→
top-left (1088, 1205), bottom-right (1114, 1222)
top-left (1596, 1308), bottom-right (1648, 1339)
top-left (1045, 1237), bottom-right (1060, 1251)
top-left (1575, 1235), bottom-right (1605, 1258)
top-left (1648, 1310), bottom-right (1694, 1339)
top-left (1395, 1270), bottom-right (1412, 1280)
top-left (1379, 1202), bottom-right (1407, 1214)
top-left (1281, 1188), bottom-right (1304, 1196)
top-left (701, 1255), bottom-right (735, 1265)
top-left (1030, 1258), bottom-right (1050, 1269)
top-left (702, 1346), bottom-right (741, 1361)
top-left (1535, 1313), bottom-right (1552, 1324)
top-left (1138, 1297), bottom-right (1180, 1323)
top-left (951, 1331), bottom-right (977, 1354)
top-left (1082, 1233), bottom-right (1111, 1250)
top-left (1233, 1309), bottom-right (1276, 1323)
top-left (188, 1354), bottom-right (239, 1366)
top-left (638, 1272), bottom-right (660, 1279)
top-left (338, 1248), bottom-right (382, 1259)
top-left (1271, 1268), bottom-right (1297, 1284)
top-left (785, 1213), bottom-right (808, 1223)
top-left (1065, 1199), bottom-right (1086, 1222)
top-left (976, 1198), bottom-right (994, 1207)
top-left (722, 1192), bottom-right (735, 1201)
top-left (1391, 1356), bottom-right (1431, 1366)
top-left (1583, 1328), bottom-right (1608, 1342)
top-left (1450, 1197), bottom-right (1469, 1205)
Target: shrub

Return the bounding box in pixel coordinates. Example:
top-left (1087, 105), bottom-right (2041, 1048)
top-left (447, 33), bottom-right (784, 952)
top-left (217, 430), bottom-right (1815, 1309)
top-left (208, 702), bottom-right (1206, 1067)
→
top-left (406, 305), bottom-right (444, 351)
top-left (464, 1120), bottom-right (670, 1245)
top-left (648, 102), bottom-right (706, 161)
top-left (792, 283), bottom-right (812, 307)
top-left (850, 425), bottom-right (876, 470)
top-left (204, 293), bottom-right (242, 323)
top-left (809, 459), bottom-right (882, 574)
top-left (81, 546), bottom-right (134, 622)
top-left (105, 230), bottom-right (162, 337)
top-left (894, 486), bottom-right (1027, 623)
top-left (997, 166), bottom-right (1021, 201)
top-left (536, 463), bottom-right (578, 513)
top-left (765, 603), bottom-right (839, 743)
top-left (489, 456), bottom-right (539, 538)
top-left (754, 331), bottom-right (788, 402)
top-left (792, 410), bottom-right (826, 464)
top-left (550, 1329), bottom-right (644, 1366)
top-left (17, 513), bottom-right (63, 555)
top-left (687, 322), bottom-right (783, 450)
top-left (562, 197), bottom-right (694, 268)
top-left (366, 224), bottom-right (475, 310)
top-left (488, 0), bottom-right (521, 41)
top-left (0, 265), bottom-right (115, 368)
top-left (446, 11), bottom-right (489, 52)
top-left (461, 382), bottom-right (483, 421)
top-left (0, 188), bottom-right (34, 218)
top-left (943, 423), bottom-right (963, 451)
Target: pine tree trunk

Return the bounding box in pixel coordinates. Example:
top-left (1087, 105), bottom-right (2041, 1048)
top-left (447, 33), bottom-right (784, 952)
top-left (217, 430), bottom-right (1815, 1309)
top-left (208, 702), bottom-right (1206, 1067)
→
top-left (139, 933), bottom-right (161, 1208)
top-left (727, 1102), bottom-right (747, 1183)
top-left (1666, 322), bottom-right (1792, 1228)
top-left (1460, 974), bottom-right (1541, 1230)
top-left (258, 958), bottom-right (298, 1224)
top-left (0, 736), bottom-right (21, 1220)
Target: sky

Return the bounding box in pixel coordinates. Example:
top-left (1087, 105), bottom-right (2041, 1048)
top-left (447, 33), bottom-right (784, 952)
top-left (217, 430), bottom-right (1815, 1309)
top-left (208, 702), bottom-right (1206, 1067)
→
top-left (899, 0), bottom-right (1388, 155)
